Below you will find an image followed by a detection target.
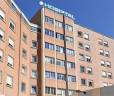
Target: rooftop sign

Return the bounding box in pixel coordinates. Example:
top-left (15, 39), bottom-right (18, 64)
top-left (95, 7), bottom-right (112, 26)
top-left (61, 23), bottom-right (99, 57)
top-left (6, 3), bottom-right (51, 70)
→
top-left (39, 1), bottom-right (75, 20)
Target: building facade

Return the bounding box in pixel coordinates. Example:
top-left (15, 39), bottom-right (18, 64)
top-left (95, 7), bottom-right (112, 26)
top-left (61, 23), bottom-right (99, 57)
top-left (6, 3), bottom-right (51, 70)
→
top-left (0, 0), bottom-right (114, 96)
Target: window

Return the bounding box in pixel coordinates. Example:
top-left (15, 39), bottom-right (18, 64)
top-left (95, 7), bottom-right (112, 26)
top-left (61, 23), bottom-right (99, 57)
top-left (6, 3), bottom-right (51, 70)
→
top-left (104, 51), bottom-right (110, 57)
top-left (66, 48), bottom-right (75, 56)
top-left (31, 26), bottom-right (37, 32)
top-left (78, 31), bottom-right (83, 38)
top-left (100, 60), bottom-right (105, 67)
top-left (6, 75), bottom-right (13, 87)
top-left (9, 20), bottom-right (15, 31)
top-left (45, 29), bottom-right (54, 37)
top-left (0, 70), bottom-right (2, 83)
top-left (102, 82), bottom-right (108, 87)
top-left (45, 87), bottom-right (56, 95)
top-left (8, 56), bottom-right (14, 67)
top-left (0, 49), bottom-right (3, 62)
top-left (68, 75), bottom-right (76, 82)
top-left (84, 44), bottom-right (90, 51)
top-left (105, 61), bottom-right (111, 68)
top-left (22, 49), bottom-right (27, 58)
top-left (8, 38), bottom-right (15, 48)
top-left (107, 72), bottom-right (112, 79)
top-left (31, 70), bottom-right (37, 78)
top-left (108, 83), bottom-right (113, 86)
top-left (67, 61), bottom-right (75, 69)
top-left (98, 39), bottom-right (103, 45)
top-left (83, 33), bottom-right (89, 40)
top-left (57, 73), bottom-right (65, 80)
top-left (78, 42), bottom-right (84, 49)
top-left (56, 59), bottom-right (64, 67)
top-left (55, 20), bottom-right (63, 28)
top-left (102, 71), bottom-right (107, 77)
top-left (99, 49), bottom-right (104, 56)
top-left (81, 78), bottom-right (86, 86)
top-left (45, 56), bottom-right (55, 64)
top-left (85, 55), bottom-right (91, 62)
top-left (87, 67), bottom-right (92, 74)
top-left (22, 65), bottom-right (26, 75)
top-left (31, 86), bottom-right (37, 94)
top-left (56, 45), bottom-right (64, 53)
top-left (56, 33), bottom-right (64, 40)
top-left (80, 66), bottom-right (86, 73)
top-left (65, 24), bottom-right (73, 32)
top-left (0, 28), bottom-right (4, 40)
top-left (0, 9), bottom-right (5, 20)
top-left (104, 41), bottom-right (108, 47)
top-left (45, 71), bottom-right (55, 79)
top-left (22, 33), bottom-right (27, 43)
top-left (79, 53), bottom-right (85, 61)
top-left (45, 16), bottom-right (54, 24)
top-left (66, 36), bottom-right (74, 43)
top-left (45, 42), bottom-right (55, 50)
top-left (88, 80), bottom-right (93, 87)
top-left (32, 55), bottom-right (37, 63)
top-left (57, 89), bottom-right (65, 96)
top-left (21, 82), bottom-right (26, 92)
top-left (68, 90), bottom-right (76, 96)
top-left (32, 41), bottom-right (37, 48)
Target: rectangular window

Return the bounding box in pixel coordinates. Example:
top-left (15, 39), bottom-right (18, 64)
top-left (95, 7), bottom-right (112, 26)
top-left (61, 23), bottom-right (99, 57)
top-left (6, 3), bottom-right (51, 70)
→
top-left (0, 28), bottom-right (4, 40)
top-left (85, 55), bottom-right (91, 62)
top-left (83, 33), bottom-right (89, 40)
top-left (107, 72), bottom-right (112, 79)
top-left (78, 31), bottom-right (83, 38)
top-left (45, 16), bottom-right (54, 24)
top-left (80, 66), bottom-right (86, 73)
top-left (68, 75), bottom-right (76, 82)
top-left (78, 42), bottom-right (84, 49)
top-left (99, 49), bottom-right (104, 56)
top-left (31, 70), bottom-right (37, 78)
top-left (87, 67), bottom-right (92, 74)
top-left (102, 82), bottom-right (108, 87)
top-left (56, 45), bottom-right (64, 53)
top-left (45, 29), bottom-right (54, 37)
top-left (22, 33), bottom-right (27, 43)
top-left (56, 59), bottom-right (64, 67)
top-left (45, 71), bottom-right (55, 79)
top-left (66, 48), bottom-right (75, 56)
top-left (6, 75), bottom-right (13, 87)
top-left (56, 33), bottom-right (64, 40)
top-left (79, 53), bottom-right (85, 61)
top-left (45, 87), bottom-right (56, 95)
top-left (88, 80), bottom-right (94, 87)
top-left (57, 89), bottom-right (65, 96)
top-left (102, 71), bottom-right (107, 77)
top-left (9, 38), bottom-right (15, 48)
top-left (31, 86), bottom-right (37, 94)
top-left (9, 20), bottom-right (15, 31)
top-left (0, 49), bottom-right (3, 62)
top-left (104, 51), bottom-right (110, 57)
top-left (66, 36), bottom-right (74, 43)
top-left (32, 41), bottom-right (37, 48)
top-left (21, 82), bottom-right (26, 92)
top-left (55, 20), bottom-right (63, 28)
top-left (105, 61), bottom-right (111, 68)
top-left (0, 9), bottom-right (5, 20)
top-left (98, 39), bottom-right (103, 45)
top-left (31, 26), bottom-right (37, 32)
top-left (57, 73), bottom-right (65, 80)
top-left (81, 78), bottom-right (86, 86)
top-left (8, 56), bottom-right (14, 67)
top-left (65, 24), bottom-right (73, 32)
top-left (45, 56), bottom-right (55, 64)
top-left (32, 55), bottom-right (37, 63)
top-left (22, 49), bottom-right (27, 58)
top-left (67, 61), bottom-right (75, 69)
top-left (100, 60), bottom-right (105, 67)
top-left (84, 44), bottom-right (90, 51)
top-left (45, 42), bottom-right (55, 50)
top-left (22, 65), bottom-right (26, 75)
top-left (104, 41), bottom-right (108, 47)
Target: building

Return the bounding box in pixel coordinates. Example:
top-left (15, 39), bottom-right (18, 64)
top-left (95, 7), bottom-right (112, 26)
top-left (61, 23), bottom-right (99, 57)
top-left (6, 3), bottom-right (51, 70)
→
top-left (0, 0), bottom-right (114, 96)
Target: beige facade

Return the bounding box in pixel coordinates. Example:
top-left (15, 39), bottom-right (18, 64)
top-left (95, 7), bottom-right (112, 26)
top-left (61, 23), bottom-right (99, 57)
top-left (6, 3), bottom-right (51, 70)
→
top-left (0, 0), bottom-right (114, 96)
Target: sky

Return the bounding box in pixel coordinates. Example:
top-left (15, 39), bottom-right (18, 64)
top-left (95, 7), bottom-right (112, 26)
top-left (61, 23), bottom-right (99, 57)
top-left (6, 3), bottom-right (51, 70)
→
top-left (15, 0), bottom-right (114, 38)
